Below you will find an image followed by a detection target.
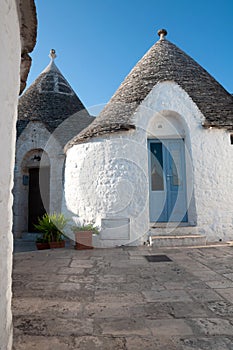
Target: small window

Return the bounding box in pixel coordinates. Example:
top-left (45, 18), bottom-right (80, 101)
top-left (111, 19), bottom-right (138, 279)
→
top-left (230, 134), bottom-right (233, 145)
top-left (150, 142), bottom-right (164, 191)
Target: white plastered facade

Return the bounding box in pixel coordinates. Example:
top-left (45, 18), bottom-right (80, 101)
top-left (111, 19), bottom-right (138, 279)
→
top-left (64, 81), bottom-right (233, 247)
top-left (0, 1), bottom-right (21, 348)
top-left (14, 121), bottom-right (65, 236)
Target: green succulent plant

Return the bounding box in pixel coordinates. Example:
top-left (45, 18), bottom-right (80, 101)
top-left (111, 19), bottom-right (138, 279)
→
top-left (34, 213), bottom-right (68, 242)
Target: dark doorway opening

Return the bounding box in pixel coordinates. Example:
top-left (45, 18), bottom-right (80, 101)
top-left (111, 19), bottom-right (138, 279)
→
top-left (28, 167), bottom-right (50, 232)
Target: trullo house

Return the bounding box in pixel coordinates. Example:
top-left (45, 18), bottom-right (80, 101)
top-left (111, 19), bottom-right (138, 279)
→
top-left (14, 50), bottom-right (94, 237)
top-left (64, 29), bottom-right (233, 248)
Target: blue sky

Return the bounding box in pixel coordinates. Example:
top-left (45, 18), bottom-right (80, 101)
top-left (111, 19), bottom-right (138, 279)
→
top-left (29, 0), bottom-right (233, 114)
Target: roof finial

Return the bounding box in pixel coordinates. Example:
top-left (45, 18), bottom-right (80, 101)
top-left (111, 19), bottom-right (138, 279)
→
top-left (157, 29), bottom-right (167, 40)
top-left (49, 49), bottom-right (57, 61)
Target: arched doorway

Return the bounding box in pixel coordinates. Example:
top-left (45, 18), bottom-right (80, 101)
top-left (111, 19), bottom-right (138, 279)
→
top-left (147, 111), bottom-right (195, 225)
top-left (20, 149), bottom-right (50, 233)
top-left (28, 164), bottom-right (50, 231)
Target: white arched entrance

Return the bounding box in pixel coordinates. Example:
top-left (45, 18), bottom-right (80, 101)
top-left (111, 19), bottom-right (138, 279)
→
top-left (14, 149), bottom-right (50, 235)
top-left (146, 110), bottom-right (196, 226)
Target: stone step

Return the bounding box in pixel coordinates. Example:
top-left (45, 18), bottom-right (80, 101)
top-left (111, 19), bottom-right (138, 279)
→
top-left (151, 234), bottom-right (207, 247)
top-left (21, 232), bottom-right (39, 241)
top-left (149, 225), bottom-right (198, 236)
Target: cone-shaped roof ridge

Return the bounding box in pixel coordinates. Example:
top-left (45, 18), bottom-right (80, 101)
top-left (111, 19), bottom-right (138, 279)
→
top-left (66, 29), bottom-right (233, 148)
top-left (18, 49), bottom-right (91, 137)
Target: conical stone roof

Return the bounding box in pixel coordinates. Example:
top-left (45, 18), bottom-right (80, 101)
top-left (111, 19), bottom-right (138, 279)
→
top-left (17, 50), bottom-right (91, 137)
top-left (67, 30), bottom-right (233, 148)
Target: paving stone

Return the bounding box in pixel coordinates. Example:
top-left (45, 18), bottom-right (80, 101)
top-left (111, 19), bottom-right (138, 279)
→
top-left (74, 336), bottom-right (125, 349)
top-left (94, 291), bottom-right (145, 304)
top-left (214, 288), bottom-right (233, 303)
top-left (97, 275), bottom-right (126, 283)
top-left (188, 288), bottom-right (223, 302)
top-left (163, 281), bottom-right (209, 290)
top-left (205, 280), bottom-right (233, 289)
top-left (177, 336), bottom-right (233, 350)
top-left (223, 273), bottom-right (233, 281)
top-left (40, 258), bottom-right (71, 267)
top-left (168, 301), bottom-right (210, 318)
top-left (85, 302), bottom-right (132, 318)
top-left (67, 275), bottom-right (95, 283)
top-left (95, 283), bottom-right (120, 292)
top-left (70, 260), bottom-right (94, 268)
top-left (14, 316), bottom-right (93, 337)
top-left (99, 317), bottom-right (151, 336)
top-left (12, 298), bottom-right (83, 318)
top-left (13, 335), bottom-right (73, 350)
top-left (57, 282), bottom-right (81, 292)
top-left (126, 336), bottom-right (178, 350)
top-left (187, 318), bottom-right (233, 336)
top-left (189, 270), bottom-right (222, 281)
top-left (22, 281), bottom-right (60, 291)
top-left (57, 267), bottom-right (85, 274)
top-left (141, 302), bottom-right (174, 319)
top-left (142, 289), bottom-right (192, 302)
top-left (207, 300), bottom-right (233, 317)
top-left (146, 319), bottom-right (193, 336)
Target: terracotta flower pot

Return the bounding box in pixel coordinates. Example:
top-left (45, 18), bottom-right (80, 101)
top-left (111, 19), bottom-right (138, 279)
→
top-left (36, 242), bottom-right (50, 250)
top-left (75, 231), bottom-right (93, 250)
top-left (49, 240), bottom-right (65, 249)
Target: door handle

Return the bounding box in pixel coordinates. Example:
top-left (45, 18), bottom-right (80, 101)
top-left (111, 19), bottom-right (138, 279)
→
top-left (166, 174), bottom-right (172, 177)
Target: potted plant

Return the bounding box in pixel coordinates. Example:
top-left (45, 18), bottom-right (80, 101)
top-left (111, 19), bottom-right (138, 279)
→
top-left (34, 213), bottom-right (68, 249)
top-left (72, 223), bottom-right (99, 250)
top-left (35, 236), bottom-right (50, 250)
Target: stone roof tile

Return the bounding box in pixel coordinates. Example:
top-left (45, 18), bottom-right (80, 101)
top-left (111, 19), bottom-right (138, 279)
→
top-left (67, 31), bottom-right (233, 148)
top-left (17, 52), bottom-right (91, 137)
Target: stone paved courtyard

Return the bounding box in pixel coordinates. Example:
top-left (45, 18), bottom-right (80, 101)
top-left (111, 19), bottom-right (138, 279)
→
top-left (12, 244), bottom-right (233, 349)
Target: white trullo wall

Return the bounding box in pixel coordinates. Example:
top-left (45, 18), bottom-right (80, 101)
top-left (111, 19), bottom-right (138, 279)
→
top-left (0, 1), bottom-right (21, 348)
top-left (64, 81), bottom-right (233, 246)
top-left (14, 121), bottom-right (65, 237)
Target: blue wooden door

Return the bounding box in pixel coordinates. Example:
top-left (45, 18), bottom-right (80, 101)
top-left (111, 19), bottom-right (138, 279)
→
top-left (149, 139), bottom-right (187, 222)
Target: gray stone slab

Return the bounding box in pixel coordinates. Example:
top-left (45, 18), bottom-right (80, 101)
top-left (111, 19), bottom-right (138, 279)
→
top-left (187, 318), bottom-right (233, 336)
top-left (99, 317), bottom-right (151, 336)
top-left (126, 336), bottom-right (178, 350)
top-left (146, 319), bottom-right (193, 336)
top-left (206, 279), bottom-right (233, 289)
top-left (12, 298), bottom-right (83, 318)
top-left (74, 336), bottom-right (125, 350)
top-left (13, 335), bottom-right (73, 350)
top-left (142, 289), bottom-right (192, 302)
top-left (57, 267), bottom-right (85, 274)
top-left (176, 336), bottom-right (233, 350)
top-left (67, 275), bottom-right (95, 284)
top-left (57, 282), bottom-right (81, 292)
top-left (188, 270), bottom-right (223, 281)
top-left (70, 259), bottom-right (94, 268)
top-left (214, 288), bottom-right (233, 303)
top-left (97, 275), bottom-right (126, 283)
top-left (94, 291), bottom-right (145, 305)
top-left (223, 272), bottom-right (233, 281)
top-left (14, 316), bottom-right (93, 337)
top-left (188, 288), bottom-right (224, 302)
top-left (168, 301), bottom-right (211, 318)
top-left (207, 300), bottom-right (233, 317)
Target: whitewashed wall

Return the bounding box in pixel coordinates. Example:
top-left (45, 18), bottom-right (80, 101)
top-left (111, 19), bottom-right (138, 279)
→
top-left (136, 81), bottom-right (233, 241)
top-left (64, 131), bottom-right (149, 247)
top-left (0, 0), bottom-right (21, 348)
top-left (14, 121), bottom-right (65, 236)
top-left (64, 81), bottom-right (233, 246)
